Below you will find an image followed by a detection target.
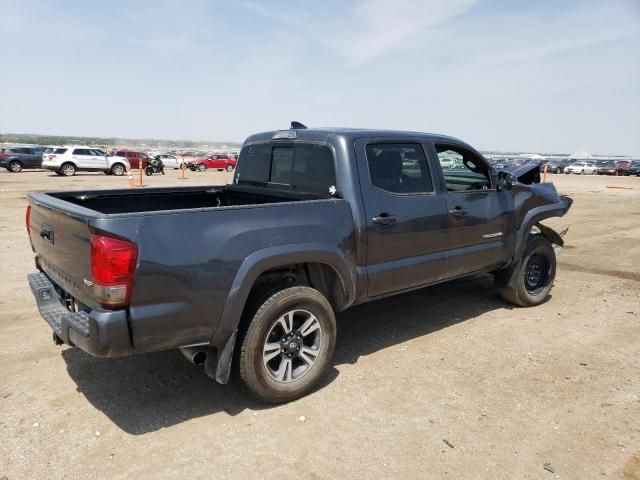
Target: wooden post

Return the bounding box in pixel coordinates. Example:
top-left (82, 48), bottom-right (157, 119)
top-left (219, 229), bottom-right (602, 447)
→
top-left (139, 163), bottom-right (143, 187)
top-left (543, 164), bottom-right (548, 182)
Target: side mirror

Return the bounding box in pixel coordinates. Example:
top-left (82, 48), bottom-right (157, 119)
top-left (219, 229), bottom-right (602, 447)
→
top-left (497, 171), bottom-right (514, 191)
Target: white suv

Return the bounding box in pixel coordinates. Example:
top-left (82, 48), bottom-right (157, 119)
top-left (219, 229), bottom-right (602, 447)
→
top-left (42, 147), bottom-right (130, 176)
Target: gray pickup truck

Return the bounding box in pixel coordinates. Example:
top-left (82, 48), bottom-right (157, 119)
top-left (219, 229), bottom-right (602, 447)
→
top-left (26, 124), bottom-right (572, 402)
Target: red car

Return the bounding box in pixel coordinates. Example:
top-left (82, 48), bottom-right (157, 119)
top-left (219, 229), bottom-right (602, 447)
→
top-left (111, 149), bottom-right (151, 169)
top-left (187, 153), bottom-right (237, 172)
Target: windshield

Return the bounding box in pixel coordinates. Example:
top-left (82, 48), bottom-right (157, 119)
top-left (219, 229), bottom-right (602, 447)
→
top-left (235, 142), bottom-right (337, 197)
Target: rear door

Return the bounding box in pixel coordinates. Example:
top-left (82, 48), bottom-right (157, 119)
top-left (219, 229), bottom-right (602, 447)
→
top-left (429, 142), bottom-right (513, 277)
top-left (355, 138), bottom-right (451, 297)
top-left (71, 148), bottom-right (94, 169)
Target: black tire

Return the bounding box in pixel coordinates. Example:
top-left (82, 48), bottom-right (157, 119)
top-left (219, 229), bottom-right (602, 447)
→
top-left (145, 167), bottom-right (153, 176)
top-left (499, 235), bottom-right (556, 307)
top-left (60, 162), bottom-right (76, 176)
top-left (580, 169), bottom-right (584, 175)
top-left (239, 286), bottom-right (336, 403)
top-left (8, 160), bottom-right (22, 173)
top-left (197, 164), bottom-right (207, 172)
top-left (111, 163), bottom-right (125, 176)
top-left (226, 164), bottom-right (234, 172)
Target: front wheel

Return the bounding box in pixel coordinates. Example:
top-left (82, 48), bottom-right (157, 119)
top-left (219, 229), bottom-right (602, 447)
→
top-left (239, 286), bottom-right (336, 403)
top-left (499, 235), bottom-right (556, 307)
top-left (8, 160), bottom-right (22, 172)
top-left (111, 163), bottom-right (125, 176)
top-left (226, 164), bottom-right (234, 172)
top-left (580, 170), bottom-right (584, 175)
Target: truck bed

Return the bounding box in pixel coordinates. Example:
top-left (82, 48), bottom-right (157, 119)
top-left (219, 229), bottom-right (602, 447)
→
top-left (47, 184), bottom-right (318, 215)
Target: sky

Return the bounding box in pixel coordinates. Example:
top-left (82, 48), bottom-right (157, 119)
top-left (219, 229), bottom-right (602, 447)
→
top-left (1, 0), bottom-right (639, 155)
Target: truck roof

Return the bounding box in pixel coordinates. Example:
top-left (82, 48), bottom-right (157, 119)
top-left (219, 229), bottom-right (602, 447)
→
top-left (244, 127), bottom-right (472, 150)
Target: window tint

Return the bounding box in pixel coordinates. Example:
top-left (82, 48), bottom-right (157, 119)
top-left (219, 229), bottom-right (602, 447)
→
top-left (54, 148), bottom-right (67, 154)
top-left (365, 143), bottom-right (433, 194)
top-left (290, 144), bottom-right (336, 196)
top-left (73, 148), bottom-right (92, 155)
top-left (270, 147), bottom-right (294, 184)
top-left (236, 143), bottom-right (336, 197)
top-left (236, 143), bottom-right (272, 185)
top-left (435, 144), bottom-right (491, 192)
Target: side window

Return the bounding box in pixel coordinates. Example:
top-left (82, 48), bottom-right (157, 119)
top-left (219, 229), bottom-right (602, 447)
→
top-left (365, 143), bottom-right (433, 194)
top-left (435, 144), bottom-right (491, 192)
top-left (72, 148), bottom-right (90, 155)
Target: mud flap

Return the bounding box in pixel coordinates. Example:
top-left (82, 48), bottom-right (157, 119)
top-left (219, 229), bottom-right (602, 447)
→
top-left (535, 222), bottom-right (567, 248)
top-left (204, 330), bottom-right (237, 384)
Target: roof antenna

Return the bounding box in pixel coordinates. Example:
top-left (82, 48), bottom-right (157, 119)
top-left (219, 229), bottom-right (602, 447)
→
top-left (290, 121), bottom-right (308, 130)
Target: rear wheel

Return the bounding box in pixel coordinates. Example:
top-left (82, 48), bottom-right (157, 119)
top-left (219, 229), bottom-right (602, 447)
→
top-left (60, 162), bottom-right (76, 176)
top-left (8, 160), bottom-right (22, 172)
top-left (226, 164), bottom-right (234, 172)
top-left (239, 286), bottom-right (336, 403)
top-left (111, 163), bottom-right (125, 176)
top-left (499, 235), bottom-right (556, 307)
top-left (197, 164), bottom-right (206, 172)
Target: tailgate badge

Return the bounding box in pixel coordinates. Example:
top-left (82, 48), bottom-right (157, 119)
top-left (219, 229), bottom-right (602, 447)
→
top-left (83, 278), bottom-right (94, 287)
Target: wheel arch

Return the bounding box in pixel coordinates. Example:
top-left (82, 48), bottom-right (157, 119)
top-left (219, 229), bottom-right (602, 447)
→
top-left (206, 244), bottom-right (355, 384)
top-left (495, 197), bottom-right (572, 289)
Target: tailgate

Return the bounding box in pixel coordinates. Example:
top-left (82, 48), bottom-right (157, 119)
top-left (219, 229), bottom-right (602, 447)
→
top-left (28, 193), bottom-right (97, 308)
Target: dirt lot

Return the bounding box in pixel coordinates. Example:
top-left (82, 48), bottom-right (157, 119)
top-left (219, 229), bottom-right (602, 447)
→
top-left (1, 169), bottom-right (638, 479)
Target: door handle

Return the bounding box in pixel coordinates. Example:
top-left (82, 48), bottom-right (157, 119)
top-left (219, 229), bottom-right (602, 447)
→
top-left (372, 214), bottom-right (398, 225)
top-left (449, 206), bottom-right (468, 217)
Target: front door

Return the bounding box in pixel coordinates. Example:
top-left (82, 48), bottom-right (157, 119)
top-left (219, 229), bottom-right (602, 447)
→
top-left (355, 139), bottom-right (451, 298)
top-left (430, 142), bottom-right (513, 277)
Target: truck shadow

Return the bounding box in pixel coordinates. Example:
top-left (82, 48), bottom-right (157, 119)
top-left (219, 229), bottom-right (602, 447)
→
top-left (61, 274), bottom-right (506, 435)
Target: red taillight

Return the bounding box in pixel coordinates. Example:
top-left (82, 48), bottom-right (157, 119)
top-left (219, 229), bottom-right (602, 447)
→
top-left (90, 234), bottom-right (138, 308)
top-left (26, 205), bottom-right (31, 237)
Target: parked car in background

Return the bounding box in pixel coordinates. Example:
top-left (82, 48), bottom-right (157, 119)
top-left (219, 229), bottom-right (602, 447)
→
top-left (625, 161), bottom-right (640, 176)
top-left (154, 153), bottom-right (184, 169)
top-left (565, 162), bottom-right (597, 175)
top-left (187, 153), bottom-right (237, 172)
top-left (0, 145), bottom-right (48, 172)
top-left (596, 160), bottom-right (621, 176)
top-left (111, 149), bottom-right (151, 169)
top-left (42, 147), bottom-right (130, 176)
top-left (491, 159), bottom-right (511, 170)
top-left (545, 159), bottom-right (572, 174)
top-left (614, 160), bottom-right (631, 175)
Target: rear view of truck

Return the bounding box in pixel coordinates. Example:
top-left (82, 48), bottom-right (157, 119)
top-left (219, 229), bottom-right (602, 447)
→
top-left (27, 197), bottom-right (137, 357)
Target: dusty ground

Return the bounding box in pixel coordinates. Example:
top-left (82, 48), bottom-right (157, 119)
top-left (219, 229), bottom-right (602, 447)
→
top-left (0, 169), bottom-right (638, 479)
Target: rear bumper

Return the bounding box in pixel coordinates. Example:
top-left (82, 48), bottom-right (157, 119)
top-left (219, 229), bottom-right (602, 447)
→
top-left (27, 271), bottom-right (133, 357)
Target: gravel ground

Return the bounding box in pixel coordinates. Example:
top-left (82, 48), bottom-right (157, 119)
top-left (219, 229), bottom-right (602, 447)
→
top-left (0, 169), bottom-right (638, 479)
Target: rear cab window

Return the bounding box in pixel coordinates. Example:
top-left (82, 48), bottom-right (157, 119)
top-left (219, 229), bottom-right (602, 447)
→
top-left (235, 142), bottom-right (336, 198)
